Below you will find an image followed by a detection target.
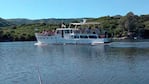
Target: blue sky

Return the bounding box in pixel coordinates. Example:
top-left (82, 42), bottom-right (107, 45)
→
top-left (0, 0), bottom-right (148, 19)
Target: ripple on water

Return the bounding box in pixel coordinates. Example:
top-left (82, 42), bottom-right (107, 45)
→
top-left (110, 42), bottom-right (149, 48)
top-left (0, 41), bottom-right (149, 84)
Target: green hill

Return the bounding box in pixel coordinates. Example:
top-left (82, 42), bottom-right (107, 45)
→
top-left (0, 18), bottom-right (13, 27)
top-left (0, 12), bottom-right (149, 41)
top-left (7, 18), bottom-right (83, 25)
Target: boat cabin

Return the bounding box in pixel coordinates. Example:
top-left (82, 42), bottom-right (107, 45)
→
top-left (56, 28), bottom-right (78, 38)
top-left (56, 28), bottom-right (77, 34)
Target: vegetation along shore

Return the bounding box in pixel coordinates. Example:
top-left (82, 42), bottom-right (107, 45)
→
top-left (0, 12), bottom-right (149, 42)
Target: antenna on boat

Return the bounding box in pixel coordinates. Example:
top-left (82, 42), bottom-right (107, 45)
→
top-left (61, 20), bottom-right (66, 28)
top-left (82, 19), bottom-right (87, 23)
top-left (61, 23), bottom-right (66, 28)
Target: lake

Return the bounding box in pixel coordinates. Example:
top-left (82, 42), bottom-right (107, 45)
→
top-left (0, 41), bottom-right (149, 84)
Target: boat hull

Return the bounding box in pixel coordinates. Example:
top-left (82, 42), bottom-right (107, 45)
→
top-left (35, 34), bottom-right (111, 45)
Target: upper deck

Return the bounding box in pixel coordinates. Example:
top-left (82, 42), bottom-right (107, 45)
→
top-left (36, 19), bottom-right (106, 37)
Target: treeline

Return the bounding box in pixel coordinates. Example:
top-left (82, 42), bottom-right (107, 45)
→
top-left (0, 23), bottom-right (60, 41)
top-left (88, 12), bottom-right (149, 39)
top-left (0, 12), bottom-right (149, 42)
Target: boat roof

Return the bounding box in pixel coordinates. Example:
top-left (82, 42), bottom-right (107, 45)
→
top-left (56, 28), bottom-right (78, 30)
top-left (70, 22), bottom-right (100, 25)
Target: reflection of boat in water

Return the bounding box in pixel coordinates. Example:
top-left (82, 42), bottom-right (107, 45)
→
top-left (35, 20), bottom-right (111, 45)
top-left (36, 44), bottom-right (109, 59)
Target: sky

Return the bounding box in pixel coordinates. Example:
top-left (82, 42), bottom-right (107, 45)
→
top-left (0, 0), bottom-right (148, 19)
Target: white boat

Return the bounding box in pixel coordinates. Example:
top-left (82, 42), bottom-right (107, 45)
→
top-left (35, 20), bottom-right (111, 45)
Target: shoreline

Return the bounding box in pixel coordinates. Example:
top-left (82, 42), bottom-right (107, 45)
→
top-left (0, 38), bottom-right (149, 43)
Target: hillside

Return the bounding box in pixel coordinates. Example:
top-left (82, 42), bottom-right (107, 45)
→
top-left (7, 18), bottom-right (83, 25)
top-left (0, 18), bottom-right (13, 27)
top-left (0, 17), bottom-right (84, 27)
top-left (0, 12), bottom-right (149, 41)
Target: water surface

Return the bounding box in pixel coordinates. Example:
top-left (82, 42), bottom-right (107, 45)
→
top-left (0, 41), bottom-right (149, 84)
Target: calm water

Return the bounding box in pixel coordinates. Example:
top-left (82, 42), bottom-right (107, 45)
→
top-left (0, 41), bottom-right (149, 84)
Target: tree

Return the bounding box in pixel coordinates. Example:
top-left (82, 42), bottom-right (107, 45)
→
top-left (0, 30), bottom-right (3, 41)
top-left (119, 12), bottom-right (139, 37)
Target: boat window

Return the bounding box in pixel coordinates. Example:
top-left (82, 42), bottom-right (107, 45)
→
top-left (65, 30), bottom-right (70, 34)
top-left (74, 35), bottom-right (79, 38)
top-left (80, 35), bottom-right (88, 38)
top-left (74, 30), bottom-right (80, 34)
top-left (89, 35), bottom-right (97, 39)
top-left (70, 30), bottom-right (73, 33)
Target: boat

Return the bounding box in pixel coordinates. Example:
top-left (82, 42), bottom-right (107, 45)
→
top-left (35, 20), bottom-right (111, 45)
